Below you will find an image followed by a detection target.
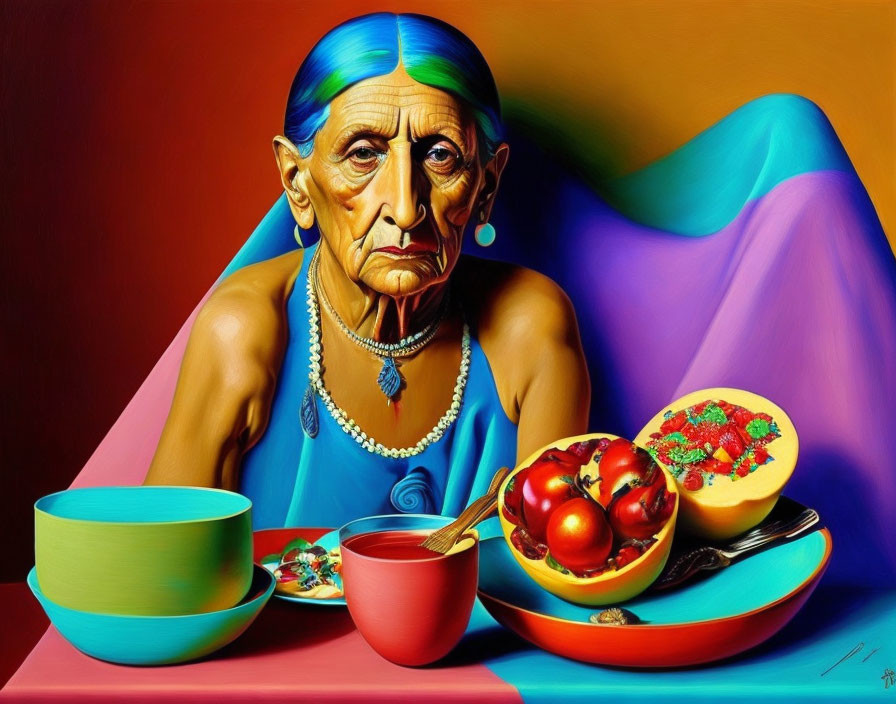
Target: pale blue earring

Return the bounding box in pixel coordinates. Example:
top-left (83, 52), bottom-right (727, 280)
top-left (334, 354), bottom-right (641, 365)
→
top-left (474, 209), bottom-right (496, 247)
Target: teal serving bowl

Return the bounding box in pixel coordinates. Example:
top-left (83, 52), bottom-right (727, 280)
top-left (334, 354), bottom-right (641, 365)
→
top-left (28, 564), bottom-right (274, 665)
top-left (35, 486), bottom-right (253, 615)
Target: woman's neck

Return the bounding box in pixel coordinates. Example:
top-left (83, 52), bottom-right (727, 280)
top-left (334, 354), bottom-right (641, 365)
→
top-left (316, 240), bottom-right (449, 343)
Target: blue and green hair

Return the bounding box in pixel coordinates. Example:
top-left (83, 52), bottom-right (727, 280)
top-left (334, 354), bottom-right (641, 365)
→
top-left (284, 13), bottom-right (503, 163)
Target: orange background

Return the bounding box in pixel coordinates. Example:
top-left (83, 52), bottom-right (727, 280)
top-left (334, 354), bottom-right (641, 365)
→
top-left (1, 0), bottom-right (893, 581)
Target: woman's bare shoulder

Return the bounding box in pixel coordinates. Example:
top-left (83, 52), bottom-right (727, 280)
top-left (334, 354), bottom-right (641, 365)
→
top-left (456, 254), bottom-right (579, 345)
top-left (454, 255), bottom-right (583, 424)
top-left (193, 249), bottom-right (303, 366)
top-left (209, 249), bottom-right (303, 307)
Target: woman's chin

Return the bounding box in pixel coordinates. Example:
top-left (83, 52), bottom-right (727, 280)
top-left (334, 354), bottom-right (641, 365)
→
top-left (363, 262), bottom-right (443, 298)
top-left (365, 267), bottom-right (437, 298)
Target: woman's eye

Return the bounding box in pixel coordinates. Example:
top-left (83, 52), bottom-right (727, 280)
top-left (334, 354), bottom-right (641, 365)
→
top-left (347, 146), bottom-right (381, 170)
top-left (425, 146), bottom-right (458, 171)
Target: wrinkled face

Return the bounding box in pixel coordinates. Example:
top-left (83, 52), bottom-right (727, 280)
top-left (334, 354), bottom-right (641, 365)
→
top-left (301, 66), bottom-right (489, 297)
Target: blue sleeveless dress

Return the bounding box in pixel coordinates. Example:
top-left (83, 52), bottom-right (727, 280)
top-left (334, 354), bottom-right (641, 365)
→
top-left (238, 242), bottom-right (519, 528)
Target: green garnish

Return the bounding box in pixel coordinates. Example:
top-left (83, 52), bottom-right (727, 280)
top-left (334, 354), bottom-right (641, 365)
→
top-left (282, 537), bottom-right (313, 553)
top-left (669, 447), bottom-right (707, 465)
top-left (699, 404), bottom-right (728, 425)
top-left (746, 418), bottom-right (771, 439)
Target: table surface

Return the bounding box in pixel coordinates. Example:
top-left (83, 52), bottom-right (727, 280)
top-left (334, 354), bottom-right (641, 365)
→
top-left (2, 546), bottom-right (894, 703)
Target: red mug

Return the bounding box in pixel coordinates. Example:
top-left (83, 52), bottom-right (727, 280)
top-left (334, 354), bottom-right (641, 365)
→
top-left (339, 514), bottom-right (479, 666)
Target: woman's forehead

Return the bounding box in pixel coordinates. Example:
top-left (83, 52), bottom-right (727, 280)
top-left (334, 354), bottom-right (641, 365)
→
top-left (321, 67), bottom-right (476, 148)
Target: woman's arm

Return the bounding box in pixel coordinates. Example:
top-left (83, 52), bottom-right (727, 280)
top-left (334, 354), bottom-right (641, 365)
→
top-left (466, 259), bottom-right (591, 463)
top-left (144, 252), bottom-right (300, 489)
top-left (510, 276), bottom-right (591, 462)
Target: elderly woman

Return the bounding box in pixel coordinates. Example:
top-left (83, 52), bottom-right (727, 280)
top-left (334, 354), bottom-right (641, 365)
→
top-left (145, 13), bottom-right (589, 527)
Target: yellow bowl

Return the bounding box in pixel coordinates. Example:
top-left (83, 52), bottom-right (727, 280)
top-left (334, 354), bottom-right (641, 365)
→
top-left (498, 433), bottom-right (678, 606)
top-left (634, 387), bottom-right (799, 541)
top-left (35, 486), bottom-right (253, 616)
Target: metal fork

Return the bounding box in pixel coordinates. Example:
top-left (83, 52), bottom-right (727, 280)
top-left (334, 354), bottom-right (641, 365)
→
top-left (421, 466), bottom-right (511, 554)
top-left (653, 504), bottom-right (820, 590)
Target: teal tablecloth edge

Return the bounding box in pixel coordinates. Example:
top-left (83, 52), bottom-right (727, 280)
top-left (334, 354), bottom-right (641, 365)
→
top-left (467, 587), bottom-right (895, 703)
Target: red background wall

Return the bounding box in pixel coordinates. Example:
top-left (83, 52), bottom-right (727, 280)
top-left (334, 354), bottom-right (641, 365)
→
top-left (2, 0), bottom-right (893, 582)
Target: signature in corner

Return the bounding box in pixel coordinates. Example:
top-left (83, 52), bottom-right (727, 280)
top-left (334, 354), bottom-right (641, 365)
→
top-left (883, 667), bottom-right (895, 689)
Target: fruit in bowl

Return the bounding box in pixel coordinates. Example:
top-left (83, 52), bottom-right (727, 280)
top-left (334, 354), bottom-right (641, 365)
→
top-left (498, 434), bottom-right (678, 606)
top-left (634, 387), bottom-right (798, 541)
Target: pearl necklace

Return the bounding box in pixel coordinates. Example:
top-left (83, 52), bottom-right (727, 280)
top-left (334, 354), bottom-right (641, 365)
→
top-left (313, 256), bottom-right (450, 399)
top-left (315, 264), bottom-right (448, 357)
top-left (302, 248), bottom-right (471, 458)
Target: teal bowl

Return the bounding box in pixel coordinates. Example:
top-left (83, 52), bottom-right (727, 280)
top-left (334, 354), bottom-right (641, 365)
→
top-left (35, 486), bottom-right (253, 615)
top-left (27, 564), bottom-right (274, 665)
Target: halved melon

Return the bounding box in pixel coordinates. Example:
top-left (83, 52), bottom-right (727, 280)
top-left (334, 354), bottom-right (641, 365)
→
top-left (634, 387), bottom-right (798, 541)
top-left (498, 433), bottom-right (678, 606)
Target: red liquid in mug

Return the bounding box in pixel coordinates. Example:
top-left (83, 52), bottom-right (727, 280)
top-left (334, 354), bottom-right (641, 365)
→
top-left (340, 528), bottom-right (479, 666)
top-left (342, 530), bottom-right (447, 560)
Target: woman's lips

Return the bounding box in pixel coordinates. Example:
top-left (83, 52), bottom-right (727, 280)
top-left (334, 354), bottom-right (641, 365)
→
top-left (373, 243), bottom-right (438, 255)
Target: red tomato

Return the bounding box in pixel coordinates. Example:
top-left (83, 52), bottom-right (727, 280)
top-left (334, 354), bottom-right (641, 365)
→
top-left (546, 498), bottom-right (614, 573)
top-left (608, 481), bottom-right (675, 541)
top-left (594, 439), bottom-right (652, 507)
top-left (521, 462), bottom-right (579, 542)
top-left (502, 466), bottom-right (532, 522)
top-left (614, 544), bottom-right (643, 569)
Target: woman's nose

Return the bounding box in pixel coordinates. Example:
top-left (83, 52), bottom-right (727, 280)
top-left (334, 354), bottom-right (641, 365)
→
top-left (381, 143), bottom-right (424, 230)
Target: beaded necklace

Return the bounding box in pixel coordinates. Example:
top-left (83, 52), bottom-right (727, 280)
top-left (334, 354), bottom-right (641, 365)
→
top-left (300, 248), bottom-right (471, 459)
top-left (313, 257), bottom-right (450, 399)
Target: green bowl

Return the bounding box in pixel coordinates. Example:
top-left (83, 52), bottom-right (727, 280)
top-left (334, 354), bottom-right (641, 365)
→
top-left (28, 564), bottom-right (274, 665)
top-left (35, 486), bottom-right (252, 616)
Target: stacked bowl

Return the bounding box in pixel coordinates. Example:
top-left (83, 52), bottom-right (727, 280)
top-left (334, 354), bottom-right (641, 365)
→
top-left (30, 486), bottom-right (273, 665)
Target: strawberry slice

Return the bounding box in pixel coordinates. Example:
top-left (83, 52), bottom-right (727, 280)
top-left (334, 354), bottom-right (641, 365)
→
top-left (660, 411), bottom-right (687, 435)
top-left (735, 425), bottom-right (754, 448)
top-left (704, 458), bottom-right (732, 474)
top-left (681, 423), bottom-right (701, 441)
top-left (732, 408), bottom-right (754, 428)
top-left (683, 470), bottom-right (704, 491)
top-left (717, 400), bottom-right (736, 416)
top-left (719, 428), bottom-right (746, 462)
top-left (694, 422), bottom-right (721, 447)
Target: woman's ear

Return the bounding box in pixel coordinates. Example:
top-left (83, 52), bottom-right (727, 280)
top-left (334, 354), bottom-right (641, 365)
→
top-left (273, 136), bottom-right (315, 230)
top-left (478, 143), bottom-right (510, 222)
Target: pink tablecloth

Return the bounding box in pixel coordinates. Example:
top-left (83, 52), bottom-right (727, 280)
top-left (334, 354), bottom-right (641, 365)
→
top-left (0, 598), bottom-right (522, 704)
